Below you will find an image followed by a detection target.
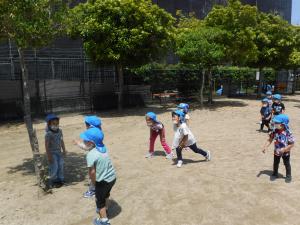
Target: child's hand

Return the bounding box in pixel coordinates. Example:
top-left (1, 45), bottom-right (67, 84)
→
top-left (63, 151), bottom-right (67, 157)
top-left (72, 139), bottom-right (80, 145)
top-left (48, 155), bottom-right (53, 164)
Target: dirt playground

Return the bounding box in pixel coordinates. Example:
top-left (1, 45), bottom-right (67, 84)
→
top-left (0, 95), bottom-right (299, 225)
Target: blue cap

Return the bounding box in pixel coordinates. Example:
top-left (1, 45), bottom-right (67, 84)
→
top-left (266, 91), bottom-right (272, 95)
top-left (177, 103), bottom-right (189, 113)
top-left (46, 114), bottom-right (59, 122)
top-left (172, 110), bottom-right (186, 123)
top-left (273, 94), bottom-right (282, 100)
top-left (85, 116), bottom-right (102, 128)
top-left (146, 112), bottom-right (158, 123)
top-left (273, 114), bottom-right (289, 125)
top-left (80, 127), bottom-right (106, 153)
top-left (262, 98), bottom-right (268, 103)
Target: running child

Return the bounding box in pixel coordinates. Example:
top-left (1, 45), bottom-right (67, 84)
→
top-left (262, 114), bottom-right (295, 183)
top-left (172, 110), bottom-right (211, 168)
top-left (73, 115), bottom-right (102, 198)
top-left (145, 112), bottom-right (173, 159)
top-left (80, 127), bottom-right (116, 225)
top-left (272, 94), bottom-right (285, 116)
top-left (45, 114), bottom-right (66, 188)
top-left (259, 98), bottom-right (272, 132)
top-left (177, 103), bottom-right (190, 124)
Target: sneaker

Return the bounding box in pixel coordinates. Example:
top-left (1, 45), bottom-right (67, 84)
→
top-left (205, 151), bottom-right (211, 161)
top-left (166, 152), bottom-right (173, 159)
top-left (177, 160), bottom-right (183, 168)
top-left (93, 218), bottom-right (110, 225)
top-left (285, 175), bottom-right (292, 183)
top-left (84, 190), bottom-right (95, 198)
top-left (145, 152), bottom-right (154, 158)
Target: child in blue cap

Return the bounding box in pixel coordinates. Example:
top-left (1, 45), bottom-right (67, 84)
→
top-left (73, 115), bottom-right (102, 198)
top-left (272, 94), bottom-right (285, 116)
top-left (266, 91), bottom-right (273, 110)
top-left (259, 98), bottom-right (272, 132)
top-left (177, 103), bottom-right (190, 125)
top-left (145, 112), bottom-right (173, 159)
top-left (262, 114), bottom-right (295, 183)
top-left (80, 127), bottom-right (116, 225)
top-left (172, 110), bottom-right (211, 168)
top-left (45, 114), bottom-right (66, 188)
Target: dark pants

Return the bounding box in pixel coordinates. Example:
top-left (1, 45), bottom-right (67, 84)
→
top-left (260, 119), bottom-right (271, 130)
top-left (95, 179), bottom-right (116, 209)
top-left (176, 143), bottom-right (207, 161)
top-left (273, 154), bottom-right (291, 177)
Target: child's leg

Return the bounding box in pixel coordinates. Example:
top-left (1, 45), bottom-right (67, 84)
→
top-left (188, 143), bottom-right (207, 157)
top-left (273, 155), bottom-right (281, 176)
top-left (282, 154), bottom-right (291, 177)
top-left (49, 153), bottom-right (58, 184)
top-left (176, 147), bottom-right (183, 161)
top-left (149, 130), bottom-right (158, 153)
top-left (57, 153), bottom-right (65, 182)
top-left (260, 119), bottom-right (264, 130)
top-left (159, 128), bottom-right (172, 154)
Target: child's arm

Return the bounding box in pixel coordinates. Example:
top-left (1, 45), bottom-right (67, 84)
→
top-left (45, 139), bottom-right (53, 163)
top-left (262, 137), bottom-right (273, 153)
top-left (178, 135), bottom-right (188, 149)
top-left (88, 166), bottom-right (96, 186)
top-left (61, 139), bottom-right (66, 156)
top-left (280, 143), bottom-right (294, 154)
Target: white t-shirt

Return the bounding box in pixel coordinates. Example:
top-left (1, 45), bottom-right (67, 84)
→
top-left (172, 123), bottom-right (196, 149)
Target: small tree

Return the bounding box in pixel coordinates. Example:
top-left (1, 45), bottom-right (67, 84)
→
top-left (176, 22), bottom-right (226, 106)
top-left (0, 0), bottom-right (67, 192)
top-left (252, 12), bottom-right (294, 97)
top-left (68, 0), bottom-right (175, 111)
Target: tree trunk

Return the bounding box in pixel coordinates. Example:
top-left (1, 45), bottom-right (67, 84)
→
top-left (199, 68), bottom-right (205, 108)
top-left (208, 67), bottom-right (213, 105)
top-left (117, 64), bottom-right (124, 112)
top-left (18, 47), bottom-right (48, 193)
top-left (257, 67), bottom-right (263, 98)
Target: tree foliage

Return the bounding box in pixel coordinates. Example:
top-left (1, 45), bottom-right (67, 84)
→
top-left (68, 0), bottom-right (175, 66)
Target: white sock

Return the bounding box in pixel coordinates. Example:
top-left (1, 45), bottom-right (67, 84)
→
top-left (101, 218), bottom-right (109, 222)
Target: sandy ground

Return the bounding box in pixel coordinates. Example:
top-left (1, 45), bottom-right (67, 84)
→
top-left (0, 94), bottom-right (300, 225)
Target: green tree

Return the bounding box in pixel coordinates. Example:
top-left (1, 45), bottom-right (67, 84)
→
top-left (68, 0), bottom-right (175, 111)
top-left (205, 0), bottom-right (258, 66)
top-left (0, 0), bottom-right (67, 191)
top-left (252, 12), bottom-right (294, 96)
top-left (176, 21), bottom-right (226, 106)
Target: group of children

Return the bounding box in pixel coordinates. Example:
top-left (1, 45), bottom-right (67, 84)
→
top-left (43, 94), bottom-right (294, 225)
top-left (145, 103), bottom-right (211, 168)
top-left (259, 92), bottom-right (295, 183)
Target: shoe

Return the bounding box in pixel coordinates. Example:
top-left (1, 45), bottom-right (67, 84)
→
top-left (166, 152), bottom-right (173, 159)
top-left (145, 152), bottom-right (154, 158)
top-left (177, 160), bottom-right (183, 168)
top-left (93, 218), bottom-right (110, 225)
top-left (84, 190), bottom-right (95, 198)
top-left (285, 175), bottom-right (292, 183)
top-left (205, 151), bottom-right (211, 161)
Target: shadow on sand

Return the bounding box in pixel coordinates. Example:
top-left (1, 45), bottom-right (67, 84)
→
top-left (7, 152), bottom-right (88, 186)
top-left (257, 170), bottom-right (284, 181)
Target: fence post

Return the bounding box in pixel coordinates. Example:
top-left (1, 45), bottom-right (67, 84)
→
top-left (8, 38), bottom-right (15, 80)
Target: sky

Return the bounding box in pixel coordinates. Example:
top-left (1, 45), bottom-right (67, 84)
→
top-left (292, 0), bottom-right (300, 25)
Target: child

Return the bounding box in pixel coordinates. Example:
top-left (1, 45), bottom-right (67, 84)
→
top-left (272, 94), bottom-right (285, 116)
top-left (177, 103), bottom-right (190, 124)
top-left (45, 114), bottom-right (66, 188)
top-left (262, 114), bottom-right (294, 183)
top-left (172, 110), bottom-right (211, 168)
top-left (145, 112), bottom-right (173, 159)
top-left (73, 115), bottom-right (102, 198)
top-left (260, 98), bottom-right (272, 132)
top-left (266, 91), bottom-right (273, 110)
top-left (80, 127), bottom-right (116, 225)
